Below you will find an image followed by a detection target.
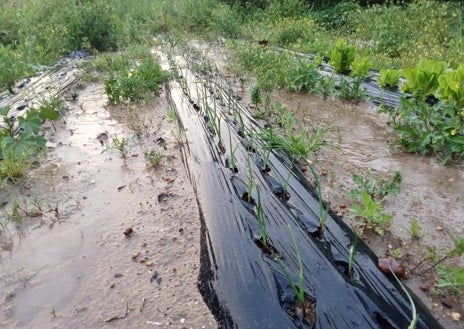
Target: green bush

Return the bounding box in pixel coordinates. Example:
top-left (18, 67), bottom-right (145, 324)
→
top-left (0, 46), bottom-right (27, 94)
top-left (67, 2), bottom-right (121, 51)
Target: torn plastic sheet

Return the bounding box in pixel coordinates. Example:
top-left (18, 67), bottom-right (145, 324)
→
top-left (166, 66), bottom-right (443, 329)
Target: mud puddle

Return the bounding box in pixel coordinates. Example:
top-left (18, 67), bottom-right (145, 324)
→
top-left (0, 84), bottom-right (216, 328)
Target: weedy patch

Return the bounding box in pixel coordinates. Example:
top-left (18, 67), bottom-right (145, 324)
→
top-left (348, 169), bottom-right (401, 236)
top-left (349, 191), bottom-right (393, 236)
top-left (348, 169), bottom-right (402, 202)
top-left (105, 58), bottom-right (170, 104)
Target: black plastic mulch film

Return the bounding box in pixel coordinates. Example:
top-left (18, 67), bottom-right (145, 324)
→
top-left (166, 67), bottom-right (443, 329)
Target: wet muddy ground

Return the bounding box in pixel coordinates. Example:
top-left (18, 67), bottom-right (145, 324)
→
top-left (0, 84), bottom-right (216, 328)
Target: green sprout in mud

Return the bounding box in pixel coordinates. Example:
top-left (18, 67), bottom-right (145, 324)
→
top-left (256, 186), bottom-right (267, 247)
top-left (390, 268), bottom-right (419, 329)
top-left (257, 126), bottom-right (331, 235)
top-left (349, 169), bottom-right (403, 202)
top-left (110, 135), bottom-right (128, 158)
top-left (144, 149), bottom-right (164, 168)
top-left (407, 218), bottom-right (423, 239)
top-left (277, 225), bottom-right (305, 304)
top-left (348, 234), bottom-right (358, 277)
top-left (166, 107), bottom-right (177, 123)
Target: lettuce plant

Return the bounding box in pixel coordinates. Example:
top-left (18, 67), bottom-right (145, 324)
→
top-left (329, 38), bottom-right (356, 75)
top-left (378, 69), bottom-right (401, 89)
top-left (436, 64), bottom-right (464, 110)
top-left (401, 59), bottom-right (447, 100)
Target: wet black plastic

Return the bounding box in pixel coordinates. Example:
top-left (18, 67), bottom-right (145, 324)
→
top-left (166, 68), bottom-right (444, 329)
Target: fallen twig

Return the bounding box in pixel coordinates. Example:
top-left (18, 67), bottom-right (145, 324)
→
top-left (140, 297), bottom-right (146, 312)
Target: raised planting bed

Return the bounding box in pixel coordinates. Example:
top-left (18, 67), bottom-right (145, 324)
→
top-left (166, 63), bottom-right (444, 329)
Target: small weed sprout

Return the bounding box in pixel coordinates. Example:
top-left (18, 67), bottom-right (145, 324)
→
top-left (408, 218), bottom-right (423, 239)
top-left (166, 107), bottom-right (177, 121)
top-left (349, 169), bottom-right (402, 202)
top-left (349, 191), bottom-right (393, 236)
top-left (110, 135), bottom-right (128, 158)
top-left (7, 198), bottom-right (22, 223)
top-left (144, 149), bottom-right (164, 168)
top-left (0, 149), bottom-right (33, 183)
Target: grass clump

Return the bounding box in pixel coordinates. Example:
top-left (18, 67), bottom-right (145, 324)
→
top-left (105, 57), bottom-right (170, 104)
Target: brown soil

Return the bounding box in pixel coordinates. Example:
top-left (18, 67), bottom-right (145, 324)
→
top-left (0, 84), bottom-right (216, 328)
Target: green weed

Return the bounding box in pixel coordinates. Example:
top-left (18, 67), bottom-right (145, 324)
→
top-left (349, 169), bottom-right (402, 202)
top-left (109, 135), bottom-right (128, 158)
top-left (349, 191), bottom-right (393, 236)
top-left (144, 149), bottom-right (164, 169)
top-left (105, 58), bottom-right (169, 104)
top-left (408, 218), bottom-right (423, 239)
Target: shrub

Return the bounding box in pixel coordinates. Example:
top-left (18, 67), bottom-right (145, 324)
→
top-left (67, 2), bottom-right (121, 51)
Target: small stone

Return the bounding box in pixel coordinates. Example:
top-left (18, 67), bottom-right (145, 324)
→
top-left (123, 227), bottom-right (133, 236)
top-left (419, 284), bottom-right (429, 292)
top-left (114, 273), bottom-right (123, 278)
top-left (339, 204), bottom-right (346, 209)
top-left (441, 300), bottom-right (453, 309)
top-left (110, 283), bottom-right (116, 288)
top-left (450, 312), bottom-right (461, 321)
top-left (146, 261), bottom-right (154, 267)
top-left (436, 226), bottom-right (443, 231)
top-left (131, 252), bottom-right (140, 259)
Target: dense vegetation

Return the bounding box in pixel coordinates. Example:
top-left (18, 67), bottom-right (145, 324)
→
top-left (1, 0), bottom-right (463, 159)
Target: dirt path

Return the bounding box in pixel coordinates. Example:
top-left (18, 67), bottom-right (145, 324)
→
top-left (0, 84), bottom-right (216, 328)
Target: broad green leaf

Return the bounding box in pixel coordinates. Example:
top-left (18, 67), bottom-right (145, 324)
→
top-left (18, 110), bottom-right (42, 134)
top-left (39, 106), bottom-right (59, 121)
top-left (0, 106), bottom-right (10, 116)
top-left (1, 133), bottom-right (45, 157)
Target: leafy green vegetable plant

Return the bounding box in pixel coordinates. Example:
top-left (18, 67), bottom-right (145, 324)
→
top-left (350, 58), bottom-right (371, 80)
top-left (401, 59), bottom-right (447, 101)
top-left (378, 69), bottom-right (401, 89)
top-left (330, 39), bottom-right (356, 75)
top-left (436, 64), bottom-right (464, 109)
top-left (387, 97), bottom-right (464, 161)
